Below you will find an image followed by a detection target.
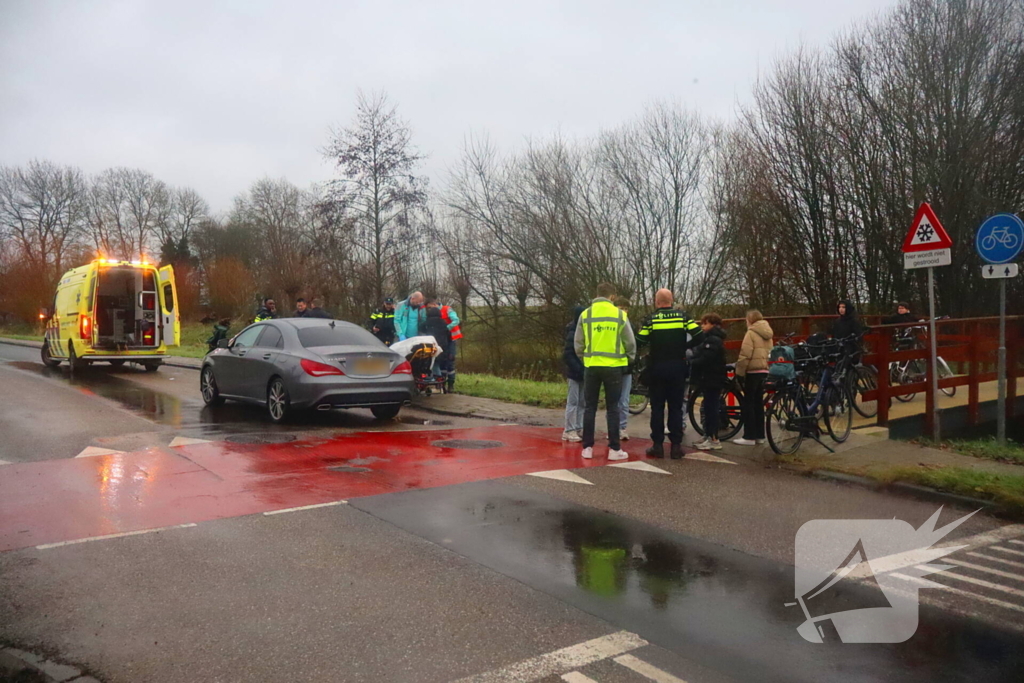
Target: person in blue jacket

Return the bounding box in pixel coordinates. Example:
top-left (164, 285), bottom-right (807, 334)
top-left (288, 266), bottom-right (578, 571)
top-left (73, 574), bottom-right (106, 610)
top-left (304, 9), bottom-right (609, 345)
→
top-left (394, 291), bottom-right (426, 341)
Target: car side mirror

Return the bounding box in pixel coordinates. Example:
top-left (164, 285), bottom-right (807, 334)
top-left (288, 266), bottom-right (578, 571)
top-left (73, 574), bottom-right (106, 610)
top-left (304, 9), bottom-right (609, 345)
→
top-left (217, 339), bottom-right (229, 349)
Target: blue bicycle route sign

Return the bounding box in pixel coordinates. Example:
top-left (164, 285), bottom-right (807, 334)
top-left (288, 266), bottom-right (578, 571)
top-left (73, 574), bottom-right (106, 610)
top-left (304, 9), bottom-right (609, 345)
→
top-left (975, 214), bottom-right (1024, 264)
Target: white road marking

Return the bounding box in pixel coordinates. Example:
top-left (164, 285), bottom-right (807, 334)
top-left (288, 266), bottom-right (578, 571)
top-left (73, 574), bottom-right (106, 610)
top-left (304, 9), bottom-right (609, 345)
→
top-left (452, 631), bottom-right (648, 683)
top-left (936, 568), bottom-right (1024, 599)
top-left (1010, 539), bottom-right (1024, 547)
top-left (168, 436), bottom-right (213, 447)
top-left (35, 523), bottom-right (197, 550)
top-left (891, 571), bottom-right (1024, 615)
top-left (968, 551), bottom-right (1024, 570)
top-left (946, 559), bottom-right (1024, 583)
top-left (608, 461), bottom-right (672, 474)
top-left (0, 460), bottom-right (11, 465)
top-left (262, 500), bottom-right (347, 515)
top-left (990, 546), bottom-right (1024, 558)
top-left (526, 470), bottom-right (594, 485)
top-left (614, 654), bottom-right (688, 682)
top-left (74, 446), bottom-right (125, 458)
top-left (561, 673), bottom-right (599, 683)
top-left (683, 453), bottom-right (736, 464)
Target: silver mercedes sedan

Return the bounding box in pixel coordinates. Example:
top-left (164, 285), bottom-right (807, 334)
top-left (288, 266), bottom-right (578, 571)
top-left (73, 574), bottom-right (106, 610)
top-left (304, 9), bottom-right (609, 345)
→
top-left (200, 318), bottom-right (415, 422)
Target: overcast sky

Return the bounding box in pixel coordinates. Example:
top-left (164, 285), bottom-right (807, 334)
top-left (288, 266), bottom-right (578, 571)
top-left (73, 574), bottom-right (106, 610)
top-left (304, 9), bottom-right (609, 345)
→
top-left (0, 0), bottom-right (898, 213)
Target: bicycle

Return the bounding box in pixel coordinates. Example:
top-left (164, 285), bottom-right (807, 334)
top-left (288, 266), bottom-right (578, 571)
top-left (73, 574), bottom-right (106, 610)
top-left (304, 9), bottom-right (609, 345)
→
top-left (889, 322), bottom-right (956, 402)
top-left (766, 342), bottom-right (853, 455)
top-left (981, 225), bottom-right (1020, 252)
top-left (687, 364), bottom-right (744, 441)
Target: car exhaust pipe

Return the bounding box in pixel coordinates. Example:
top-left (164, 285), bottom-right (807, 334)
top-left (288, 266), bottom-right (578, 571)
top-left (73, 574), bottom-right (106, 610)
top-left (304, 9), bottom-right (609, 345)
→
top-left (317, 404), bottom-right (332, 411)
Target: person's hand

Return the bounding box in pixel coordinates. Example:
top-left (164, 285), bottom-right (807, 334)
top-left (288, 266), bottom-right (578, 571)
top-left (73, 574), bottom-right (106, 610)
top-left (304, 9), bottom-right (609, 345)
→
top-left (372, 327), bottom-right (379, 333)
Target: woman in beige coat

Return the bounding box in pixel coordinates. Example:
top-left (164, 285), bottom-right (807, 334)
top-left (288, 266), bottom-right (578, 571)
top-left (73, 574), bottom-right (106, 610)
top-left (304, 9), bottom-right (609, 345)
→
top-left (734, 310), bottom-right (773, 445)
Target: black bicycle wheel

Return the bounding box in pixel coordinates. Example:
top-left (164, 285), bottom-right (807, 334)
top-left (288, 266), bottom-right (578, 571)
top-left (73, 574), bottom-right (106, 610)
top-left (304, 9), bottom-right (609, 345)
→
top-left (628, 391), bottom-right (649, 415)
top-left (767, 387), bottom-right (804, 455)
top-left (848, 365), bottom-right (878, 418)
top-left (825, 384), bottom-right (853, 443)
top-left (688, 384), bottom-right (743, 440)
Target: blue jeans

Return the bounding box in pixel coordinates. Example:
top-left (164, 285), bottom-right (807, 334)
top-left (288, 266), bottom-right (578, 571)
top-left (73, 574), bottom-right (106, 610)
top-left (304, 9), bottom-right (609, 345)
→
top-left (564, 378), bottom-right (584, 433)
top-left (619, 372), bottom-right (632, 431)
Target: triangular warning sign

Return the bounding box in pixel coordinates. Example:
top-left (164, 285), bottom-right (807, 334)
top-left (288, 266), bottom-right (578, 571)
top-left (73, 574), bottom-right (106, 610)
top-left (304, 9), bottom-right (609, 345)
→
top-left (903, 203), bottom-right (953, 253)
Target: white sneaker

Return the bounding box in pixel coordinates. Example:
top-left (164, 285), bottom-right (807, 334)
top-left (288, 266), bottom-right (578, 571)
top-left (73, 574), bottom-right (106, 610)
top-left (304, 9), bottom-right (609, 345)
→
top-left (755, 439), bottom-right (767, 445)
top-left (608, 449), bottom-right (629, 461)
top-left (620, 431), bottom-right (630, 441)
top-left (732, 438), bottom-right (757, 446)
top-left (696, 440), bottom-right (722, 450)
top-left (561, 430), bottom-right (574, 441)
top-left (582, 447), bottom-right (593, 459)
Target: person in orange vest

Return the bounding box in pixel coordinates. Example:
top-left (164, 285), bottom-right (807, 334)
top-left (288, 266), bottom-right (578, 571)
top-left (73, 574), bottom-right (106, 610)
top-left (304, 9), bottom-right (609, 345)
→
top-left (426, 299), bottom-right (462, 393)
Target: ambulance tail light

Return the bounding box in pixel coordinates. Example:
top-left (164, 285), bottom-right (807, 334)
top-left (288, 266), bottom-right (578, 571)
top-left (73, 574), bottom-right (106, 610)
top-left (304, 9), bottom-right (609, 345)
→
top-left (79, 314), bottom-right (92, 340)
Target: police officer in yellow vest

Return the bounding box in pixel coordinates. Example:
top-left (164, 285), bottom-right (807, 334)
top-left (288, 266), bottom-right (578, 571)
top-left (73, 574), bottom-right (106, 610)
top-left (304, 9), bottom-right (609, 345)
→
top-left (574, 282), bottom-right (636, 461)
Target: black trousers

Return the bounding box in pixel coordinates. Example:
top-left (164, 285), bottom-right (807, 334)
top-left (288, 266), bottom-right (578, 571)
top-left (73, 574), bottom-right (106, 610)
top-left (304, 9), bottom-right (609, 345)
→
top-left (582, 366), bottom-right (624, 450)
top-left (648, 361), bottom-right (687, 445)
top-left (742, 373), bottom-right (767, 440)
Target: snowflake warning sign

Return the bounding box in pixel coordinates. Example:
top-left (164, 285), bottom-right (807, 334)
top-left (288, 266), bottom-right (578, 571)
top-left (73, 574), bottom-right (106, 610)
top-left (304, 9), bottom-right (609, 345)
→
top-left (903, 203), bottom-right (953, 253)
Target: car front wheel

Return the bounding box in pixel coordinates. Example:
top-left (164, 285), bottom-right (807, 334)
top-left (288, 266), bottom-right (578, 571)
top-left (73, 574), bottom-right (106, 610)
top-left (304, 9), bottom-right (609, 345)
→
top-left (201, 366), bottom-right (225, 406)
top-left (267, 377), bottom-right (290, 423)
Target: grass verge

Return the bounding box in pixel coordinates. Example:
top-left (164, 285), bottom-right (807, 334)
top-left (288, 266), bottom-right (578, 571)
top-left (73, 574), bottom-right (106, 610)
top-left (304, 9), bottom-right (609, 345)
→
top-left (456, 373), bottom-right (568, 409)
top-left (0, 323), bottom-right (210, 358)
top-left (915, 437), bottom-right (1024, 466)
top-left (871, 465), bottom-right (1024, 516)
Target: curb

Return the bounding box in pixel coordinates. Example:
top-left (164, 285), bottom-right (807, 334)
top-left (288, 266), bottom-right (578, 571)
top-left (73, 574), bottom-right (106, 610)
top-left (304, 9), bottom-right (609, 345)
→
top-left (811, 469), bottom-right (997, 513)
top-left (410, 399), bottom-right (552, 426)
top-left (0, 337), bottom-right (202, 371)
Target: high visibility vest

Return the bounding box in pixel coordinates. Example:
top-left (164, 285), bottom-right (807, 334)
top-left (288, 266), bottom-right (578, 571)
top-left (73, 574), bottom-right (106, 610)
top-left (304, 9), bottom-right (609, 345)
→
top-left (441, 305), bottom-right (463, 340)
top-left (581, 300), bottom-right (628, 368)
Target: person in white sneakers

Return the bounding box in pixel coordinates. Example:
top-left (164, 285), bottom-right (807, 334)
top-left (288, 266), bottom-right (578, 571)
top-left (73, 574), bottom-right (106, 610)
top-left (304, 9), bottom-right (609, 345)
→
top-left (733, 310), bottom-right (773, 446)
top-left (575, 283), bottom-right (636, 461)
top-left (688, 313), bottom-right (727, 451)
top-left (615, 297), bottom-right (633, 441)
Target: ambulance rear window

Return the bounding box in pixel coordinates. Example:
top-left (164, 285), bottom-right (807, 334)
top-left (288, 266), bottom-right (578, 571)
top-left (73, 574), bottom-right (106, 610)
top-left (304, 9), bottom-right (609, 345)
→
top-left (143, 270), bottom-right (155, 291)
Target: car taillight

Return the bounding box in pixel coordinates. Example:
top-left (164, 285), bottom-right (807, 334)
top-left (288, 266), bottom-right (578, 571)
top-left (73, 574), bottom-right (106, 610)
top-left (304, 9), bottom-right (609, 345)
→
top-left (79, 315), bottom-right (91, 340)
top-left (301, 358), bottom-right (344, 377)
top-left (392, 361), bottom-right (412, 375)
top-left (142, 293), bottom-right (156, 310)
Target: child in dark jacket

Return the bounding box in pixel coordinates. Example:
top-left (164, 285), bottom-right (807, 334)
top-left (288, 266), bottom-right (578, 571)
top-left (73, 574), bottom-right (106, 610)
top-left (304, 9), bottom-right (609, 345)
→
top-left (423, 307), bottom-right (453, 386)
top-left (688, 313), bottom-right (727, 450)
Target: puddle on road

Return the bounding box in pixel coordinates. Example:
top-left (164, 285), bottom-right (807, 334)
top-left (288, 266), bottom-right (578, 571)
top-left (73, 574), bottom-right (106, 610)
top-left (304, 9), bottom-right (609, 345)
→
top-left (353, 482), bottom-right (1024, 683)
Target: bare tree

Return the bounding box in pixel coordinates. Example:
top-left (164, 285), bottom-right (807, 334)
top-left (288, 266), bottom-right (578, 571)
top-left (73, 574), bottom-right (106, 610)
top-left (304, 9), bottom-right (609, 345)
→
top-left (322, 91), bottom-right (427, 301)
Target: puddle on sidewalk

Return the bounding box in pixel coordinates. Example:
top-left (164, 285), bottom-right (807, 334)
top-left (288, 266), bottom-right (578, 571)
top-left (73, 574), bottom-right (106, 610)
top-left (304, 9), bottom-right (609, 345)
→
top-left (352, 481), bottom-right (1024, 683)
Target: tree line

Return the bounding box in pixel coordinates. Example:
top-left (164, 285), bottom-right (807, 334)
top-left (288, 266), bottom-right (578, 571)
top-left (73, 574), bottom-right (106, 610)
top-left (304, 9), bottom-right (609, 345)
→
top-left (2, 0), bottom-right (1021, 376)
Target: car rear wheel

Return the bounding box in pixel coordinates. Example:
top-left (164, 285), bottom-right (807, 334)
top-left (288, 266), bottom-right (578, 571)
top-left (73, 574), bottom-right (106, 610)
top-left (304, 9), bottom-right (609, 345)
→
top-left (143, 361), bottom-right (161, 372)
top-left (370, 404), bottom-right (402, 420)
top-left (68, 343), bottom-right (87, 372)
top-left (267, 377), bottom-right (290, 423)
top-left (41, 341), bottom-right (60, 368)
top-left (109, 360), bottom-right (125, 368)
top-left (200, 366), bottom-right (225, 406)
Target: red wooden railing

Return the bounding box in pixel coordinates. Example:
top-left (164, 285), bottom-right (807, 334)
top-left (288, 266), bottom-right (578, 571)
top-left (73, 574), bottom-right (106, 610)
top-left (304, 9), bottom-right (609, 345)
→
top-left (719, 315), bottom-right (1024, 431)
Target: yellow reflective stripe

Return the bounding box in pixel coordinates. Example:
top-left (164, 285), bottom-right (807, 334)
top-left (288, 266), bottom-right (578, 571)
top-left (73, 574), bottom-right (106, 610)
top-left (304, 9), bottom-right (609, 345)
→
top-left (650, 321), bottom-right (685, 329)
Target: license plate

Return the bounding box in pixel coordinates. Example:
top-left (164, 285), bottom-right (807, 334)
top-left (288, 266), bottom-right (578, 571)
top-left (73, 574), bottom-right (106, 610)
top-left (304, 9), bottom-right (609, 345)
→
top-left (352, 358), bottom-right (389, 375)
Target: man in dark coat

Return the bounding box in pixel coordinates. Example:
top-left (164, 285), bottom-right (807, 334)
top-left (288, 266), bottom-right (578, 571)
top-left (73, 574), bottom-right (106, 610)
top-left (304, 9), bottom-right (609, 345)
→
top-left (882, 302), bottom-right (918, 325)
top-left (688, 313), bottom-right (727, 450)
top-left (423, 306), bottom-right (453, 388)
top-left (306, 298), bottom-right (332, 319)
top-left (562, 305), bottom-right (586, 442)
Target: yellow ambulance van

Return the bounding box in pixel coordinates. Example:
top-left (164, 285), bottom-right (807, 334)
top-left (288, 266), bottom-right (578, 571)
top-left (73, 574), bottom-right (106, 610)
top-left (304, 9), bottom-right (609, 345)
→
top-left (41, 259), bottom-right (180, 371)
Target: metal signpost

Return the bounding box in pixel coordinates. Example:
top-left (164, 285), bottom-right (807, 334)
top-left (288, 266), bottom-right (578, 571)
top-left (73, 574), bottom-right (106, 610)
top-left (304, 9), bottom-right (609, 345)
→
top-left (902, 203), bottom-right (953, 442)
top-left (975, 213), bottom-right (1024, 446)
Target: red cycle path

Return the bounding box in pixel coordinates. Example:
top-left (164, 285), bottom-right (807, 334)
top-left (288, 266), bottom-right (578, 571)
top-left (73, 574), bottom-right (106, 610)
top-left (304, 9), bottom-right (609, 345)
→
top-left (0, 426), bottom-right (654, 552)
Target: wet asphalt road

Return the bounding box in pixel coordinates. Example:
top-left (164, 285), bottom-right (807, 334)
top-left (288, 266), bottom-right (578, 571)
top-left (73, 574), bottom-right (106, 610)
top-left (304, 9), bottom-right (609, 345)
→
top-left (2, 340), bottom-right (1024, 682)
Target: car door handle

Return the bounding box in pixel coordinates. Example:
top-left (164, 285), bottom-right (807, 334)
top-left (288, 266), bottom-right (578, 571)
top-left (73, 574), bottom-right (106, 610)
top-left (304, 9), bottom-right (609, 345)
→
top-left (262, 353), bottom-right (272, 360)
top-left (237, 350), bottom-right (247, 356)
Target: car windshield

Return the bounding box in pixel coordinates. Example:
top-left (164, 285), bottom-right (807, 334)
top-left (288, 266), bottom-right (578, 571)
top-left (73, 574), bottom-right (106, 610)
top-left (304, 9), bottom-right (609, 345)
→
top-left (297, 324), bottom-right (381, 348)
